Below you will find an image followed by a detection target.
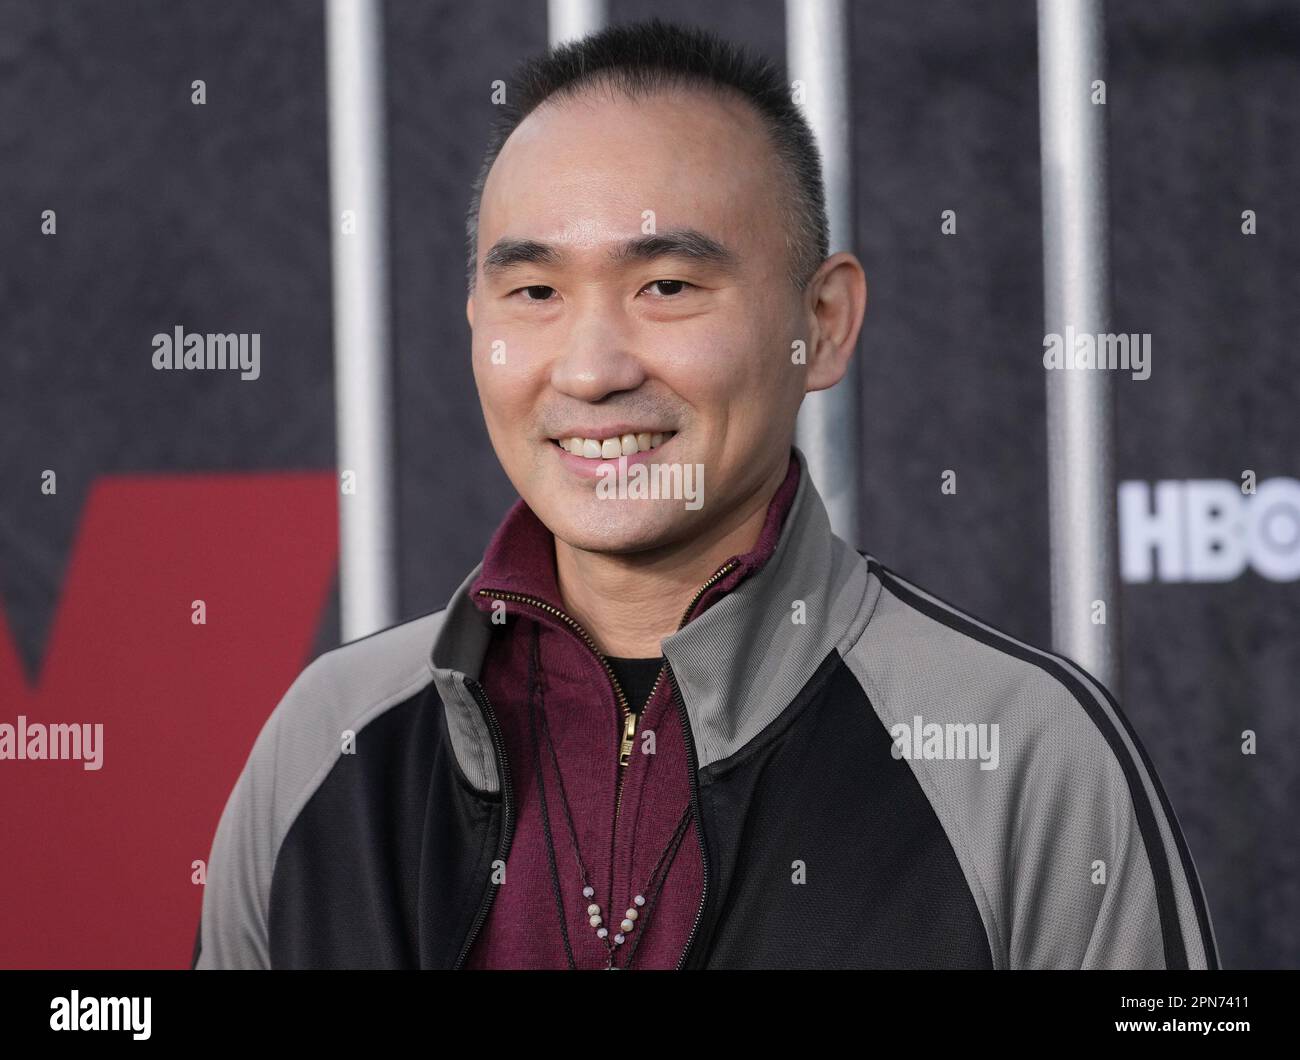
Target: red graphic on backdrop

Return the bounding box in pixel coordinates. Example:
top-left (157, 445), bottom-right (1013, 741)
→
top-left (0, 473), bottom-right (337, 968)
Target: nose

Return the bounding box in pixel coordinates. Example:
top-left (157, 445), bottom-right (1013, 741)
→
top-left (549, 295), bottom-right (646, 402)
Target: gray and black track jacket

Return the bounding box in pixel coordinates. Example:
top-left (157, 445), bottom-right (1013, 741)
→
top-left (193, 447), bottom-right (1219, 969)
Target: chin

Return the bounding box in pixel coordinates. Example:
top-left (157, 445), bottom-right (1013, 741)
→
top-left (545, 502), bottom-right (686, 555)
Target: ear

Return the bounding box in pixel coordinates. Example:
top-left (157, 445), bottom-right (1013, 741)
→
top-left (466, 295), bottom-right (475, 329)
top-left (803, 253), bottom-right (867, 393)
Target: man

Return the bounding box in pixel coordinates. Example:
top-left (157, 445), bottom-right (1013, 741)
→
top-left (193, 18), bottom-right (1217, 969)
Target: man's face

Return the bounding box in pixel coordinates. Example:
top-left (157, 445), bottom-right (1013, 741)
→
top-left (468, 86), bottom-right (809, 555)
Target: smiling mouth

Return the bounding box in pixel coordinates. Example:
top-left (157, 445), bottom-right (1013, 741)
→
top-left (552, 431), bottom-right (678, 459)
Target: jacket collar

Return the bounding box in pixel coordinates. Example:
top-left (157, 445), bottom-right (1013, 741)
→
top-left (659, 447), bottom-right (877, 768)
top-left (427, 445), bottom-right (878, 789)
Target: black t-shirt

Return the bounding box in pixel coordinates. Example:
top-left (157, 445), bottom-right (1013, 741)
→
top-left (603, 655), bottom-right (665, 715)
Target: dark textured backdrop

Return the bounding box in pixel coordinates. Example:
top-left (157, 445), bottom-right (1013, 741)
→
top-left (0, 0), bottom-right (1295, 968)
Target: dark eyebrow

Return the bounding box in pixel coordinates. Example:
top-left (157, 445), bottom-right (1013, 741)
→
top-left (610, 229), bottom-right (739, 269)
top-left (481, 238), bottom-right (562, 276)
top-left (481, 228), bottom-right (738, 279)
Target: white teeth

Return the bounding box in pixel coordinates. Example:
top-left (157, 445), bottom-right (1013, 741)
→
top-left (557, 431), bottom-right (677, 458)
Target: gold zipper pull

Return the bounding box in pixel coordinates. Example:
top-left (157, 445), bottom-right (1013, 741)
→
top-left (619, 712), bottom-right (638, 767)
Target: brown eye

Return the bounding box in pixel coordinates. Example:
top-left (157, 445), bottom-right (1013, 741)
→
top-left (643, 280), bottom-right (692, 297)
top-left (516, 285), bottom-right (555, 301)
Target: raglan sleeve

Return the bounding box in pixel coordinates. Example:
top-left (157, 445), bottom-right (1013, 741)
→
top-left (192, 698), bottom-right (286, 969)
top-left (1008, 674), bottom-right (1219, 970)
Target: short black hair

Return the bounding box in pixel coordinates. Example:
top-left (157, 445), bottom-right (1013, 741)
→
top-left (464, 17), bottom-right (829, 294)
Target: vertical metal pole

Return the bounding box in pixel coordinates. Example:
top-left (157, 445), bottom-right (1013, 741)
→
top-left (1037, 0), bottom-right (1121, 693)
top-left (787, 0), bottom-right (861, 548)
top-left (326, 0), bottom-right (397, 639)
top-left (548, 0), bottom-right (607, 48)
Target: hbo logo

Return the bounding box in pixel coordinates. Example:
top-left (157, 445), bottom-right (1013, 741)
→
top-left (1120, 478), bottom-right (1300, 582)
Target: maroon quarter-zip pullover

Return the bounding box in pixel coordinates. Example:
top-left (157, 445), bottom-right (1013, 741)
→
top-left (463, 453), bottom-right (801, 968)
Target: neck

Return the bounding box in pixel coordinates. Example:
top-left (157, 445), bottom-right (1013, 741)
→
top-left (553, 459), bottom-right (790, 657)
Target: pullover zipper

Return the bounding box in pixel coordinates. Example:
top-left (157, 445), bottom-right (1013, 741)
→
top-left (472, 557), bottom-right (738, 967)
top-left (474, 558), bottom-right (735, 821)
